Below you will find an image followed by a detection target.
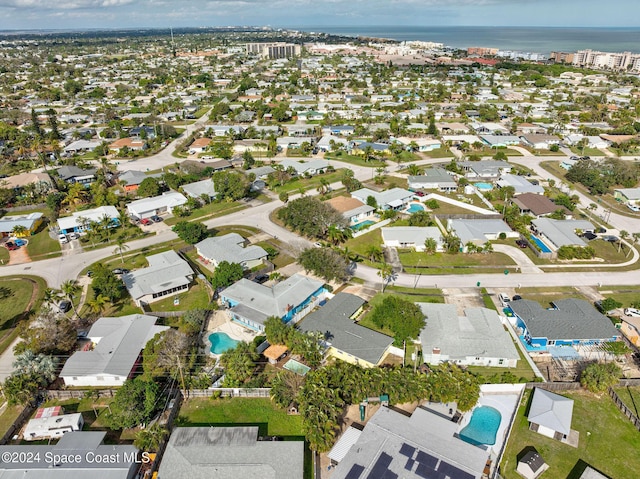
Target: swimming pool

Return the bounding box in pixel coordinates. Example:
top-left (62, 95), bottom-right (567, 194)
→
top-left (406, 203), bottom-right (425, 214)
top-left (209, 332), bottom-right (240, 354)
top-left (474, 182), bottom-right (493, 191)
top-left (459, 406), bottom-right (502, 446)
top-left (530, 234), bottom-right (552, 253)
top-left (283, 359), bottom-right (311, 376)
top-left (351, 220), bottom-right (375, 231)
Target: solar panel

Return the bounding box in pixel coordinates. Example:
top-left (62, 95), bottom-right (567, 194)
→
top-left (399, 442), bottom-right (416, 457)
top-left (367, 452), bottom-right (393, 479)
top-left (416, 450), bottom-right (439, 469)
top-left (382, 470), bottom-right (398, 479)
top-left (438, 462), bottom-right (475, 479)
top-left (416, 463), bottom-right (437, 479)
top-left (345, 464), bottom-right (365, 479)
top-left (405, 458), bottom-right (415, 471)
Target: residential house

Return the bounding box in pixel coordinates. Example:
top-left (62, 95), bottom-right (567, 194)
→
top-left (349, 141), bottom-right (390, 155)
top-left (517, 123), bottom-right (547, 135)
top-left (246, 165), bottom-right (276, 180)
top-left (527, 388), bottom-right (575, 443)
top-left (276, 136), bottom-right (315, 151)
top-left (512, 193), bottom-right (571, 218)
top-left (23, 413), bottom-right (84, 441)
top-left (1, 172), bottom-right (54, 195)
top-left (437, 122), bottom-right (470, 134)
top-left (180, 159), bottom-right (232, 174)
top-left (118, 170), bottom-right (161, 193)
top-left (158, 427), bottom-right (304, 479)
top-left (324, 196), bottom-right (375, 225)
top-left (443, 134), bottom-right (483, 145)
top-left (330, 406), bottom-right (490, 479)
top-left (471, 121), bottom-right (510, 135)
top-left (127, 191), bottom-right (188, 219)
top-left (509, 298), bottom-right (621, 351)
top-left (323, 125), bottom-right (355, 136)
top-left (613, 187), bottom-right (640, 205)
top-left (188, 137), bottom-right (212, 154)
top-left (60, 314), bottom-right (168, 386)
top-left (298, 293), bottom-right (395, 367)
top-left (448, 218), bottom-right (518, 251)
top-left (0, 212), bottom-right (43, 237)
top-left (279, 158), bottom-right (330, 176)
top-left (408, 168), bottom-right (457, 192)
top-left (220, 274), bottom-right (327, 332)
top-left (351, 187), bottom-right (413, 211)
top-left (63, 139), bottom-right (101, 155)
top-left (122, 250), bottom-right (195, 306)
top-left (458, 160), bottom-right (512, 180)
top-left (516, 450), bottom-right (549, 479)
top-left (395, 137), bottom-right (442, 152)
top-left (195, 233), bottom-right (267, 270)
top-left (181, 178), bottom-right (216, 201)
top-left (530, 218), bottom-right (594, 250)
top-left (129, 126), bottom-right (155, 139)
top-left (109, 137), bottom-right (147, 152)
top-left (418, 303), bottom-right (519, 367)
top-left (57, 205), bottom-right (120, 234)
top-left (316, 134), bottom-right (347, 152)
top-left (519, 134), bottom-right (561, 150)
top-left (497, 174), bottom-right (545, 195)
top-left (55, 165), bottom-right (97, 186)
top-left (205, 125), bottom-right (245, 137)
top-left (382, 227), bottom-right (443, 252)
top-left (619, 315), bottom-right (640, 347)
top-left (0, 432), bottom-right (139, 479)
top-left (480, 135), bottom-right (521, 148)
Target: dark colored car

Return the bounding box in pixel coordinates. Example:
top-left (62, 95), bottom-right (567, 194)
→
top-left (59, 300), bottom-right (71, 313)
top-left (515, 239), bottom-right (528, 248)
top-left (414, 191), bottom-right (425, 197)
top-left (603, 235), bottom-right (619, 243)
top-left (5, 241), bottom-right (18, 251)
top-left (253, 274), bottom-right (269, 284)
top-left (151, 215), bottom-right (163, 223)
top-left (596, 227), bottom-right (607, 234)
top-left (140, 218), bottom-right (152, 225)
top-left (512, 295), bottom-right (522, 301)
top-left (583, 232), bottom-right (597, 241)
top-left (112, 268), bottom-right (130, 275)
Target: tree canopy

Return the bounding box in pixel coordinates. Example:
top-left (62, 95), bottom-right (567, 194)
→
top-left (368, 296), bottom-right (425, 346)
top-left (91, 263), bottom-right (125, 301)
top-left (277, 196), bottom-right (347, 239)
top-left (212, 171), bottom-right (249, 201)
top-left (172, 221), bottom-right (207, 244)
top-left (108, 377), bottom-right (160, 429)
top-left (137, 177), bottom-right (161, 197)
top-left (211, 261), bottom-right (244, 289)
top-left (298, 247), bottom-right (350, 282)
top-left (580, 362), bottom-right (621, 392)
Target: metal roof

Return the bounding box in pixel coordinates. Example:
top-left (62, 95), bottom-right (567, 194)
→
top-left (195, 233), bottom-right (267, 265)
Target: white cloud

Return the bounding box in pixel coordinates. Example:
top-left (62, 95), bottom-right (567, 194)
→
top-left (0, 0), bottom-right (134, 8)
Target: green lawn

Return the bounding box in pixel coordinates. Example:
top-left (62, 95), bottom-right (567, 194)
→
top-left (26, 229), bottom-right (61, 260)
top-left (325, 151), bottom-right (387, 167)
top-left (421, 147), bottom-right (454, 159)
top-left (254, 241), bottom-right (296, 269)
top-left (177, 398), bottom-right (304, 437)
top-left (164, 201), bottom-right (247, 226)
top-left (500, 389), bottom-right (640, 479)
top-left (0, 405), bottom-right (23, 439)
top-left (596, 287), bottom-right (640, 308)
top-left (40, 398), bottom-right (122, 443)
top-left (0, 278), bottom-right (35, 329)
top-left (0, 245), bottom-right (8, 264)
top-left (399, 250), bottom-right (516, 274)
top-left (569, 146), bottom-right (605, 157)
top-left (516, 286), bottom-right (586, 307)
top-left (343, 229), bottom-right (383, 267)
top-left (148, 279), bottom-right (212, 312)
top-left (272, 170), bottom-right (345, 194)
top-left (612, 386), bottom-right (640, 417)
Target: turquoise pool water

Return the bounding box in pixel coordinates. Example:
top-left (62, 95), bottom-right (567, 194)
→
top-left (474, 182), bottom-right (493, 190)
top-left (407, 203), bottom-right (425, 213)
top-left (283, 359), bottom-right (311, 376)
top-left (459, 406), bottom-right (502, 446)
top-left (530, 234), bottom-right (552, 253)
top-left (209, 332), bottom-right (240, 354)
top-left (351, 220), bottom-right (375, 231)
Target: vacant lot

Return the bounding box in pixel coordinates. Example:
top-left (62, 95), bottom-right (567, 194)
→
top-left (500, 389), bottom-right (640, 479)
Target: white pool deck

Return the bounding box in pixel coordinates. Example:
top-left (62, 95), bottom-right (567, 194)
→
top-left (205, 315), bottom-right (258, 356)
top-left (457, 384), bottom-right (524, 455)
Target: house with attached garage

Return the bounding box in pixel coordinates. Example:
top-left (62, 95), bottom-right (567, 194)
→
top-left (181, 178), bottom-right (217, 201)
top-left (519, 134), bottom-right (561, 150)
top-left (614, 187), bottom-right (640, 205)
top-left (298, 292), bottom-right (396, 367)
top-left (122, 250), bottom-right (195, 306)
top-left (418, 303), bottom-right (519, 367)
top-left (195, 233), bottom-right (267, 270)
top-left (448, 218), bottom-right (518, 251)
top-left (220, 274), bottom-right (327, 332)
top-left (508, 298), bottom-right (621, 352)
top-left (57, 205), bottom-right (120, 235)
top-left (408, 168), bottom-right (457, 192)
top-left (530, 218), bottom-right (594, 251)
top-left (458, 160), bottom-right (512, 180)
top-left (127, 191), bottom-right (187, 219)
top-left (279, 158), bottom-right (330, 176)
top-left (59, 314), bottom-right (168, 386)
top-left (382, 226), bottom-right (443, 252)
top-left (325, 196), bottom-right (375, 225)
top-left (511, 193), bottom-right (572, 218)
top-left (351, 187), bottom-right (413, 211)
top-left (496, 173), bottom-right (545, 195)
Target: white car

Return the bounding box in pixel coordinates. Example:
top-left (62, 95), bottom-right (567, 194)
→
top-left (624, 308), bottom-right (640, 317)
top-left (58, 234), bottom-right (68, 244)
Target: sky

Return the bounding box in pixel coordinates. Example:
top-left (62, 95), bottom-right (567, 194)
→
top-left (0, 0), bottom-right (638, 31)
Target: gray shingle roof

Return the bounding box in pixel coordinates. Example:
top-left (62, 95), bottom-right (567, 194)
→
top-left (531, 218), bottom-right (594, 248)
top-left (382, 226), bottom-right (442, 247)
top-left (509, 298), bottom-right (621, 341)
top-left (298, 293), bottom-right (393, 365)
top-left (352, 187), bottom-right (413, 207)
top-left (449, 218), bottom-right (513, 243)
top-left (158, 427), bottom-right (304, 479)
top-left (60, 314), bottom-right (168, 379)
top-left (408, 168), bottom-right (457, 185)
top-left (56, 165), bottom-right (97, 180)
top-left (123, 250), bottom-right (194, 300)
top-left (182, 178), bottom-right (216, 199)
top-left (528, 388), bottom-right (574, 435)
top-left (195, 233), bottom-right (267, 265)
top-left (418, 303), bottom-right (519, 361)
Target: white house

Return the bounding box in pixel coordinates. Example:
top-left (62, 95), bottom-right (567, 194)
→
top-left (127, 191), bottom-right (187, 219)
top-left (279, 159), bottom-right (330, 176)
top-left (351, 187), bottom-right (413, 211)
top-left (195, 233), bottom-right (267, 270)
top-left (382, 227), bottom-right (443, 252)
top-left (57, 206), bottom-right (120, 235)
top-left (496, 174), bottom-right (545, 195)
top-left (408, 168), bottom-right (457, 192)
top-left (181, 178), bottom-right (216, 201)
top-left (60, 314), bottom-right (168, 387)
top-left (448, 218), bottom-right (518, 251)
top-left (324, 196), bottom-right (375, 225)
top-left (527, 388), bottom-right (575, 443)
top-left (23, 413), bottom-right (84, 441)
top-left (122, 250), bottom-right (195, 306)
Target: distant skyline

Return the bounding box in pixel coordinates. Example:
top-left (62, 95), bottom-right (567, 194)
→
top-left (0, 0), bottom-right (638, 31)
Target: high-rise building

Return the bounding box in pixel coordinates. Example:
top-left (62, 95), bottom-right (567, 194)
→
top-left (550, 51), bottom-right (575, 63)
top-left (245, 42), bottom-right (301, 59)
top-left (572, 49), bottom-right (640, 71)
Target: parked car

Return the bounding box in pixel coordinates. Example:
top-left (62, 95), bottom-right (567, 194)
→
top-left (627, 204), bottom-right (640, 212)
top-left (58, 234), bottom-right (68, 244)
top-left (5, 241), bottom-right (18, 251)
top-left (58, 300), bottom-right (71, 313)
top-left (603, 235), bottom-right (619, 243)
top-left (570, 156), bottom-right (580, 160)
top-left (512, 294), bottom-right (523, 301)
top-left (595, 227), bottom-right (607, 234)
top-left (414, 191), bottom-right (425, 197)
top-left (112, 268), bottom-right (130, 275)
top-left (68, 232), bottom-right (80, 240)
top-left (140, 218), bottom-right (152, 225)
top-left (624, 308), bottom-right (640, 317)
top-left (499, 293), bottom-right (511, 306)
top-left (150, 215), bottom-right (163, 223)
top-left (253, 274), bottom-right (269, 284)
top-left (515, 239), bottom-right (528, 248)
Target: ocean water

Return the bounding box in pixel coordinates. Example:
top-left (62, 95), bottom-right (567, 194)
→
top-left (305, 26), bottom-right (640, 54)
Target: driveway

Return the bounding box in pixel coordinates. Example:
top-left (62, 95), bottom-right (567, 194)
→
top-left (7, 243), bottom-right (31, 265)
top-left (492, 244), bottom-right (543, 274)
top-left (443, 288), bottom-right (484, 315)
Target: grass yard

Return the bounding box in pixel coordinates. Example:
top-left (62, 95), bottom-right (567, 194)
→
top-left (516, 286), bottom-right (586, 307)
top-left (254, 241), bottom-right (296, 269)
top-left (0, 246), bottom-right (8, 264)
top-left (530, 148), bottom-right (566, 157)
top-left (272, 170), bottom-right (345, 194)
top-left (569, 146), bottom-right (605, 157)
top-left (612, 386), bottom-right (640, 417)
top-left (500, 389), bottom-right (640, 479)
top-left (26, 228), bottom-right (61, 260)
top-left (0, 278), bottom-right (36, 329)
top-left (421, 147), bottom-right (454, 159)
top-left (164, 201), bottom-right (247, 225)
top-left (466, 338), bottom-right (536, 382)
top-left (399, 250), bottom-right (516, 274)
top-left (177, 397), bottom-right (303, 437)
top-left (596, 287), bottom-right (640, 308)
top-left (148, 279), bottom-right (212, 312)
top-left (325, 151), bottom-right (387, 167)
top-left (0, 405), bottom-right (24, 439)
top-left (343, 229), bottom-right (383, 267)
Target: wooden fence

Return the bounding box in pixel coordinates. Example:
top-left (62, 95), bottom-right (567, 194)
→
top-left (608, 387), bottom-right (640, 431)
top-left (182, 388), bottom-right (272, 399)
top-left (0, 403), bottom-right (37, 445)
top-left (525, 382), bottom-right (582, 391)
top-left (46, 389), bottom-right (118, 399)
top-left (149, 389), bottom-right (183, 477)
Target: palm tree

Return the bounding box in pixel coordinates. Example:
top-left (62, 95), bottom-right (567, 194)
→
top-left (99, 214), bottom-right (113, 242)
top-left (362, 145), bottom-right (375, 162)
top-left (423, 237), bottom-right (438, 255)
top-left (113, 237), bottom-right (130, 263)
top-left (134, 423), bottom-right (168, 452)
top-left (61, 279), bottom-right (81, 316)
top-left (12, 351), bottom-right (57, 384)
top-left (11, 225), bottom-right (28, 237)
top-left (118, 209), bottom-right (130, 231)
top-left (43, 288), bottom-right (62, 306)
top-left (87, 294), bottom-right (109, 314)
top-left (407, 164), bottom-right (422, 176)
top-left (377, 262), bottom-right (395, 293)
top-left (465, 241), bottom-right (478, 254)
top-left (365, 245), bottom-right (384, 263)
top-left (619, 230), bottom-right (629, 254)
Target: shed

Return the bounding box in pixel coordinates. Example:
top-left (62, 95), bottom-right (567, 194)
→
top-left (263, 344), bottom-right (289, 364)
top-left (516, 450), bottom-right (548, 479)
